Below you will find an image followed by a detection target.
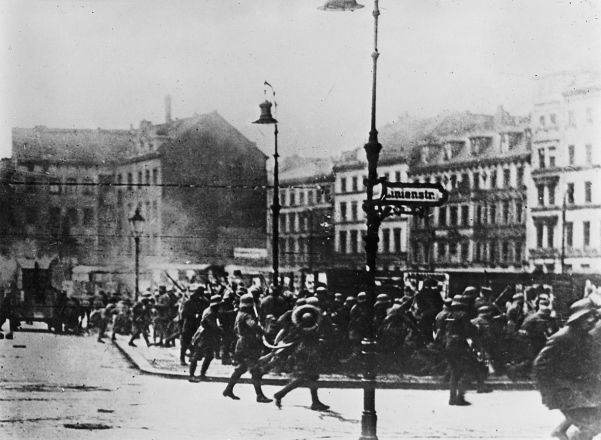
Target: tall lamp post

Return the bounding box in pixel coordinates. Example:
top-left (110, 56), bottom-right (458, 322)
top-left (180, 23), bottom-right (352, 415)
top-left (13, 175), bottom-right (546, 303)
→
top-left (129, 206), bottom-right (145, 302)
top-left (320, 1), bottom-right (380, 439)
top-left (254, 85), bottom-right (280, 288)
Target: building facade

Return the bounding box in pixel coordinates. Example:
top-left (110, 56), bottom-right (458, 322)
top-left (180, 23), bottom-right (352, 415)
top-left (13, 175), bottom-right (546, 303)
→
top-left (408, 109), bottom-right (530, 273)
top-left (5, 103), bottom-right (268, 275)
top-left (267, 156), bottom-right (334, 276)
top-left (333, 149), bottom-right (409, 271)
top-left (528, 72), bottom-right (601, 274)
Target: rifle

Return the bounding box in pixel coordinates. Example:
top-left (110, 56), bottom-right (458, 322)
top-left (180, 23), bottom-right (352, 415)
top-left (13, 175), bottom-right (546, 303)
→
top-left (493, 284), bottom-right (512, 309)
top-left (164, 272), bottom-right (185, 293)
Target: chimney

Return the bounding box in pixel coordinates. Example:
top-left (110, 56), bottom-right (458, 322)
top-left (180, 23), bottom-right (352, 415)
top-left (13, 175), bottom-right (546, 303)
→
top-left (164, 95), bottom-right (172, 124)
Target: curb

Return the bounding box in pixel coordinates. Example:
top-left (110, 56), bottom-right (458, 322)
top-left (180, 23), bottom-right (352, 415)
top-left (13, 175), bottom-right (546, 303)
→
top-left (112, 339), bottom-right (536, 391)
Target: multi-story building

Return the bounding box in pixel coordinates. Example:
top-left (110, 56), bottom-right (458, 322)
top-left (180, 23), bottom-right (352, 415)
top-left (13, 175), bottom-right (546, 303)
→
top-left (5, 100), bottom-right (268, 275)
top-left (408, 108), bottom-right (530, 273)
top-left (267, 156), bottom-right (334, 276)
top-left (528, 71), bottom-right (601, 274)
top-left (333, 148), bottom-right (409, 270)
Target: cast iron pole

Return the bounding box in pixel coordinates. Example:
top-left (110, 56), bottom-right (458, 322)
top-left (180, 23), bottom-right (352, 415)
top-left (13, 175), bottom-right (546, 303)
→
top-left (272, 124), bottom-right (281, 287)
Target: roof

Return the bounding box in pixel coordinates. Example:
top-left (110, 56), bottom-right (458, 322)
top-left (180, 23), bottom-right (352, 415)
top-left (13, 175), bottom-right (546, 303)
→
top-left (274, 155), bottom-right (334, 185)
top-left (12, 127), bottom-right (135, 164)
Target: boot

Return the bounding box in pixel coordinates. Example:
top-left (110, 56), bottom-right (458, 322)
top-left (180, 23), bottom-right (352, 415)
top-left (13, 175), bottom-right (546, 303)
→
top-left (310, 388), bottom-right (329, 411)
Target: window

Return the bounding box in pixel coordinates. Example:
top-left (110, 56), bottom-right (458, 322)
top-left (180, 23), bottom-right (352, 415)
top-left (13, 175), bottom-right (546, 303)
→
top-left (290, 191), bottom-right (296, 206)
top-left (152, 168), bottom-right (159, 185)
top-left (565, 222), bottom-right (573, 247)
top-left (450, 174), bottom-right (457, 190)
top-left (280, 190), bottom-right (286, 206)
top-left (461, 205), bottom-right (469, 226)
top-left (439, 206), bottom-right (447, 226)
top-left (502, 201), bottom-right (510, 224)
top-left (586, 144), bottom-right (592, 164)
top-left (459, 173), bottom-right (470, 192)
top-left (473, 172), bottom-right (480, 190)
top-left (80, 177), bottom-right (93, 195)
top-left (279, 214), bottom-right (285, 232)
top-left (350, 201), bottom-right (358, 221)
top-left (476, 204), bottom-right (482, 225)
top-left (449, 242), bottom-right (458, 258)
top-left (83, 208), bottom-right (94, 226)
top-left (67, 207), bottom-right (78, 226)
top-left (65, 177), bottom-right (77, 194)
top-left (537, 185), bottom-right (545, 206)
top-left (299, 191), bottom-right (305, 206)
top-left (584, 221), bottom-right (591, 246)
top-left (340, 178), bottom-right (346, 193)
top-left (585, 182), bottom-right (592, 203)
top-left (49, 177), bottom-right (61, 194)
top-left (516, 202), bottom-right (523, 224)
top-left (340, 202), bottom-right (347, 221)
top-left (548, 147), bottom-right (556, 168)
top-left (515, 243), bottom-right (522, 263)
top-left (489, 203), bottom-right (496, 224)
top-left (384, 173), bottom-right (390, 181)
top-left (339, 231), bottom-right (347, 254)
top-left (568, 145), bottom-right (575, 165)
top-left (292, 213), bottom-right (298, 232)
top-left (307, 190), bottom-right (313, 205)
top-left (517, 167), bottom-right (524, 187)
top-left (137, 171), bottom-right (143, 189)
top-left (437, 242), bottom-right (446, 260)
top-left (145, 170), bottom-right (150, 185)
top-left (502, 242), bottom-right (510, 262)
top-left (547, 224), bottom-right (554, 248)
top-left (548, 184), bottom-right (555, 206)
top-left (461, 242), bottom-right (469, 260)
top-left (490, 170), bottom-right (497, 188)
top-left (550, 113), bottom-right (557, 125)
top-left (490, 241), bottom-right (497, 262)
top-left (450, 206), bottom-right (458, 226)
top-left (347, 231), bottom-right (356, 254)
top-left (381, 229), bottom-right (390, 253)
top-left (352, 176), bottom-right (358, 192)
top-left (567, 183), bottom-right (575, 204)
top-left (393, 228), bottom-right (402, 253)
top-left (503, 169), bottom-right (511, 188)
top-left (128, 173), bottom-right (133, 190)
top-left (395, 171), bottom-right (401, 182)
top-left (538, 149), bottom-right (546, 169)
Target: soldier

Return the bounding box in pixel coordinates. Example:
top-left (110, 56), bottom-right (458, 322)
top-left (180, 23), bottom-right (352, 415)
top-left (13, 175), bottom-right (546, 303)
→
top-left (179, 287), bottom-right (208, 365)
top-left (471, 305), bottom-right (503, 374)
top-left (222, 293), bottom-right (272, 403)
top-left (189, 295), bottom-right (223, 381)
top-left (348, 292), bottom-right (370, 357)
top-left (534, 307), bottom-right (601, 440)
top-left (520, 303), bottom-right (558, 357)
top-left (128, 295), bottom-right (153, 347)
top-left (443, 295), bottom-right (490, 406)
top-left (272, 303), bottom-right (329, 411)
top-left (506, 293), bottom-right (526, 334)
top-left (259, 285), bottom-right (289, 344)
top-left (218, 290), bottom-right (237, 365)
top-left (0, 290), bottom-right (18, 340)
top-left (433, 297), bottom-right (453, 344)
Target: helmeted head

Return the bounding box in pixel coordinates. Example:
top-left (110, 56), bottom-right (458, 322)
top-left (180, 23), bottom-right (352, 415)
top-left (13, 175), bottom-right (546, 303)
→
top-left (210, 295), bottom-right (222, 307)
top-left (374, 293), bottom-right (391, 309)
top-left (344, 296), bottom-right (356, 308)
top-left (334, 293), bottom-right (344, 304)
top-left (357, 292), bottom-right (367, 303)
top-left (566, 308), bottom-right (598, 331)
top-left (239, 293), bottom-right (254, 309)
top-left (477, 305), bottom-right (493, 316)
top-left (462, 286), bottom-right (478, 298)
top-left (512, 293), bottom-right (524, 303)
top-left (305, 296), bottom-right (320, 307)
top-left (451, 295), bottom-right (470, 310)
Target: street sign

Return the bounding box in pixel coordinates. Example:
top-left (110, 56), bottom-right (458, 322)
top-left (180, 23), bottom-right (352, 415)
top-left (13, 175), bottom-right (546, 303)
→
top-left (373, 181), bottom-right (448, 207)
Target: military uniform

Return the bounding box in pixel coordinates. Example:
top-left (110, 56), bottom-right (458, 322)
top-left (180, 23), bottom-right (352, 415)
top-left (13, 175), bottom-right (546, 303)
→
top-left (443, 295), bottom-right (489, 406)
top-left (273, 304), bottom-right (329, 411)
top-left (179, 292), bottom-right (208, 365)
top-left (128, 298), bottom-right (152, 347)
top-left (223, 294), bottom-right (271, 403)
top-left (189, 296), bottom-right (222, 380)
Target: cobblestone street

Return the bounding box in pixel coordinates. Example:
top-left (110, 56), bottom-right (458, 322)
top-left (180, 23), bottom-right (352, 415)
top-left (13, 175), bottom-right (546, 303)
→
top-left (0, 330), bottom-right (571, 440)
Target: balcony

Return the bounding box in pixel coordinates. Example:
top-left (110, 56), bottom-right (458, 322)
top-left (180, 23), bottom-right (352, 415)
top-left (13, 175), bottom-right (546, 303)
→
top-left (529, 248), bottom-right (560, 259)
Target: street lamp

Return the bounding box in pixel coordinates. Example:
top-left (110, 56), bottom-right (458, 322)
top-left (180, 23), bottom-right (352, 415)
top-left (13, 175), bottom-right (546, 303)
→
top-left (320, 1), bottom-right (381, 439)
top-left (129, 206), bottom-right (145, 302)
top-left (253, 86), bottom-right (280, 288)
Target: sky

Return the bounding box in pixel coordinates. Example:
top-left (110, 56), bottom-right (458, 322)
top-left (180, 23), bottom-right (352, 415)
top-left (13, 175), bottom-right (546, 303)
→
top-left (1, 0), bottom-right (600, 161)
